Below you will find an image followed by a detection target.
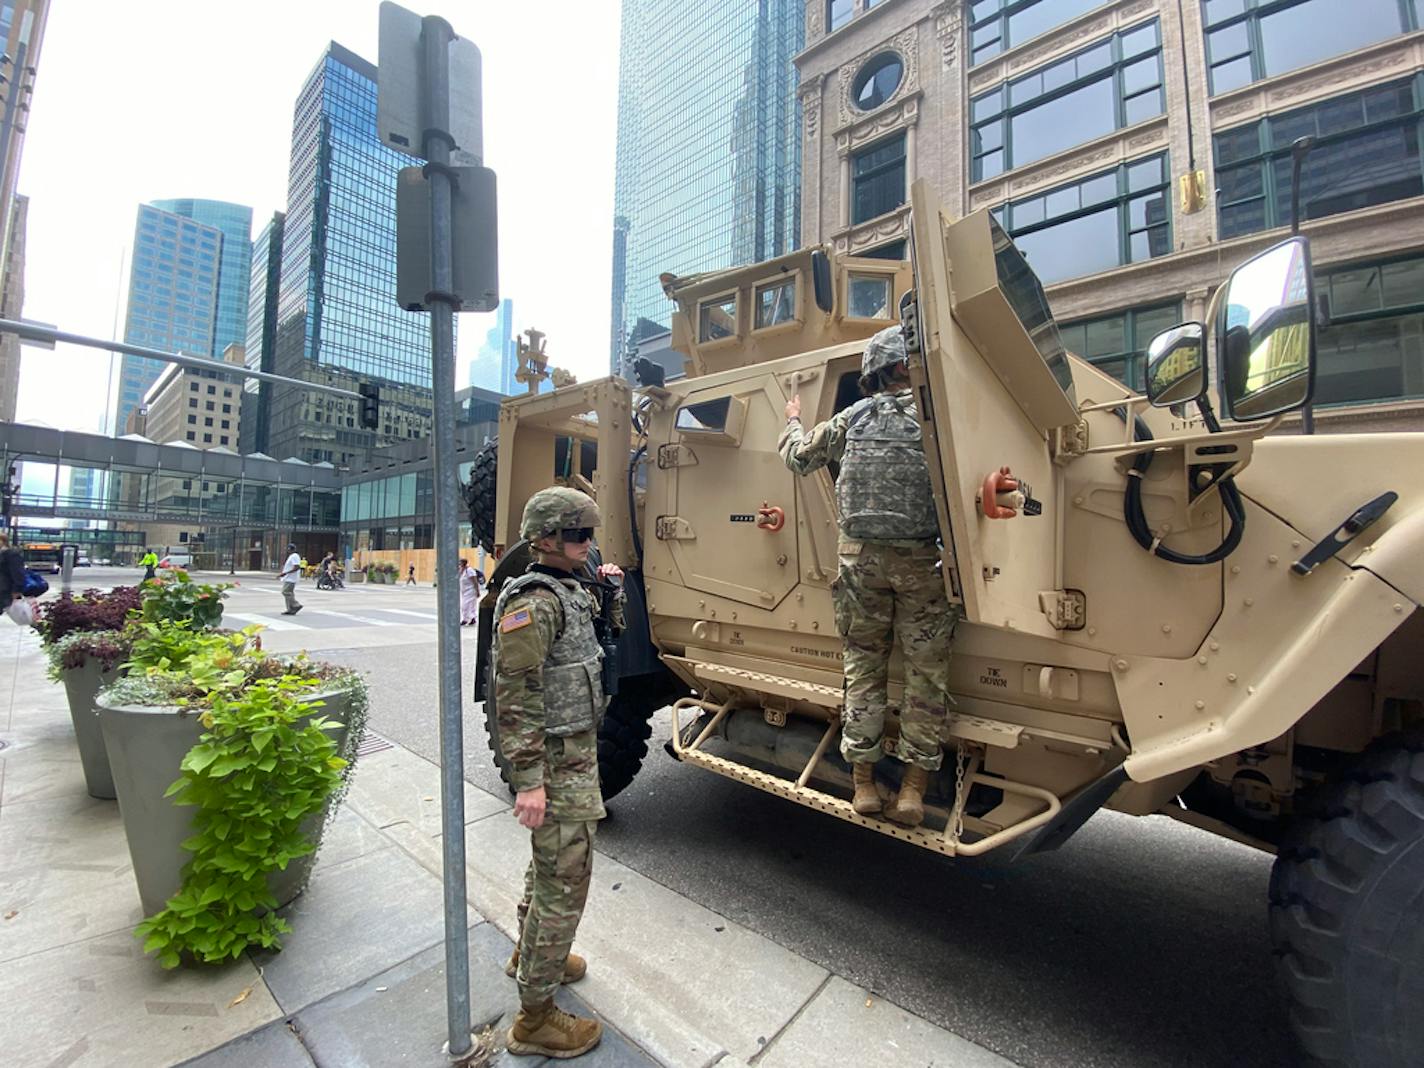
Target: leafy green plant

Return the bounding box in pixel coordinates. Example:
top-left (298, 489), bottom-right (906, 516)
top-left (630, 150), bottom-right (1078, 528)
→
top-left (124, 620), bottom-right (253, 677)
top-left (137, 570), bottom-right (232, 630)
top-left (134, 675), bottom-right (347, 967)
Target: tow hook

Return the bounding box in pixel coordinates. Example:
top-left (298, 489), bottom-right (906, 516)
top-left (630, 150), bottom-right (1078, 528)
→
top-left (979, 467), bottom-right (1043, 519)
top-left (756, 502), bottom-right (786, 532)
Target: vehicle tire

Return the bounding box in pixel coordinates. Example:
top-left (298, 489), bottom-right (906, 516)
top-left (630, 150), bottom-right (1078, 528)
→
top-left (1269, 729), bottom-right (1424, 1066)
top-left (482, 670), bottom-right (667, 803)
top-left (465, 440), bottom-right (498, 553)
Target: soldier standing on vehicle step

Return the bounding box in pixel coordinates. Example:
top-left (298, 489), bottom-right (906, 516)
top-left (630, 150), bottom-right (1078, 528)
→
top-left (779, 324), bottom-right (957, 828)
top-left (494, 486), bottom-right (625, 1059)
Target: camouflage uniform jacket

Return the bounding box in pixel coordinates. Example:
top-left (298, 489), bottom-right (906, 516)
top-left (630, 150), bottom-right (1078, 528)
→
top-left (778, 389), bottom-right (935, 548)
top-left (494, 564), bottom-right (625, 822)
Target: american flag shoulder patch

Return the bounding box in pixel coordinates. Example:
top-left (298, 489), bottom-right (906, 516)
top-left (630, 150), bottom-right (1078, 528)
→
top-left (500, 608), bottom-right (533, 633)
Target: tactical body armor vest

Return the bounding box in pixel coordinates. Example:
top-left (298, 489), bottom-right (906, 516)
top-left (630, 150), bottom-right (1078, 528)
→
top-left (494, 571), bottom-right (606, 736)
top-left (835, 391), bottom-right (939, 542)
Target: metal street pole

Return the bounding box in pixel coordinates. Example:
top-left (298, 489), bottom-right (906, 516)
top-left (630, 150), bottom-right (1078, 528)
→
top-left (419, 14), bottom-right (473, 1060)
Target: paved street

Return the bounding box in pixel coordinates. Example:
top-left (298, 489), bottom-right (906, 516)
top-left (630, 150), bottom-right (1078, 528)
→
top-left (43, 568), bottom-right (1296, 1066)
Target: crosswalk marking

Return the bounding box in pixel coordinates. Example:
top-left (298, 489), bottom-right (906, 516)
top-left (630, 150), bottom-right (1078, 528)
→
top-left (224, 611), bottom-right (306, 631)
top-left (306, 610), bottom-right (400, 627)
top-left (380, 608), bottom-right (439, 620)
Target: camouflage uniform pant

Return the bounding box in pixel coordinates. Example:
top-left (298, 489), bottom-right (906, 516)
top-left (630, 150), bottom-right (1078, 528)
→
top-left (833, 542), bottom-right (957, 770)
top-left (515, 818), bottom-right (597, 1007)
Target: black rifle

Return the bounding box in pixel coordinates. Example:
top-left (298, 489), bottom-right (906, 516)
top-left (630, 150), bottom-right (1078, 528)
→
top-left (578, 574), bottom-right (623, 699)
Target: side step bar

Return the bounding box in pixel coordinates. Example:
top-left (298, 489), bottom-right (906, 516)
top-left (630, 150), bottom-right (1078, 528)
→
top-left (669, 697), bottom-right (1063, 858)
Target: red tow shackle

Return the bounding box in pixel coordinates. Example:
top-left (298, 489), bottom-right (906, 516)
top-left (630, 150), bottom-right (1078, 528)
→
top-left (755, 501), bottom-right (786, 532)
top-left (980, 466), bottom-right (1021, 519)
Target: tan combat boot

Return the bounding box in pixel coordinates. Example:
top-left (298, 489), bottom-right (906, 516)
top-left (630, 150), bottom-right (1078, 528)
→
top-left (507, 999), bottom-right (603, 1058)
top-left (504, 947), bottom-right (587, 983)
top-left (885, 765), bottom-right (929, 827)
top-left (850, 762), bottom-right (882, 815)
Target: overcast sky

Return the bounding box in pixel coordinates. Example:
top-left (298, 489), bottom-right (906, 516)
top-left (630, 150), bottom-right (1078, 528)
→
top-left (12, 0), bottom-right (621, 436)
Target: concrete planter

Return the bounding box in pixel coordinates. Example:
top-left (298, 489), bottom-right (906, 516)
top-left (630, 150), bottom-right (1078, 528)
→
top-left (59, 660), bottom-right (120, 800)
top-left (348, 569), bottom-right (365, 584)
top-left (98, 686), bottom-right (354, 919)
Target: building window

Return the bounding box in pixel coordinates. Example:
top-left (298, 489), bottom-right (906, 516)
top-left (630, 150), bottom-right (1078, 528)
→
top-left (222, 403), bottom-right (231, 413)
top-left (971, 20), bottom-right (1163, 181)
top-left (852, 134), bottom-right (907, 225)
top-left (181, 480), bottom-right (192, 490)
top-left (1215, 78), bottom-right (1424, 240)
top-left (1315, 253), bottom-right (1424, 407)
top-left (188, 398), bottom-right (197, 408)
top-left (1059, 301), bottom-right (1182, 391)
top-left (998, 153), bottom-right (1171, 284)
top-left (221, 420), bottom-right (230, 429)
top-left (206, 401), bottom-right (215, 411)
top-left (220, 436), bottom-right (229, 445)
top-left (853, 53), bottom-right (903, 112)
top-left (828, 0), bottom-right (853, 32)
top-left (970, 0), bottom-right (1108, 66)
top-left (189, 381), bottom-right (198, 391)
top-left (187, 415), bottom-right (196, 425)
top-left (203, 433), bottom-right (212, 443)
top-left (204, 417), bottom-right (213, 427)
top-left (207, 385), bottom-right (216, 394)
top-left (186, 431), bottom-right (196, 441)
top-left (861, 240), bottom-right (907, 260)
top-left (1204, 0), bottom-right (1418, 96)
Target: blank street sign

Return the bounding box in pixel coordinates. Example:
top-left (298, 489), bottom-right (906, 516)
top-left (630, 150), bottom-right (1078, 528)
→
top-left (377, 1), bottom-right (483, 165)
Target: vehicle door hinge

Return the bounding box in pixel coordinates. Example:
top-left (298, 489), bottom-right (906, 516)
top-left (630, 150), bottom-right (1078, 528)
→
top-left (657, 443), bottom-right (699, 469)
top-left (1038, 589), bottom-right (1087, 631)
top-left (655, 515), bottom-right (696, 540)
top-left (1051, 420), bottom-right (1089, 465)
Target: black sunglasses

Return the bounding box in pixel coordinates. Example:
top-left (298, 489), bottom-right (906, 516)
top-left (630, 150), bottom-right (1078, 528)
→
top-left (560, 527), bottom-right (594, 544)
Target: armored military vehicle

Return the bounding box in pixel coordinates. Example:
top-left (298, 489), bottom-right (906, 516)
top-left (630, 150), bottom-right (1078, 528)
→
top-left (468, 180), bottom-right (1422, 1067)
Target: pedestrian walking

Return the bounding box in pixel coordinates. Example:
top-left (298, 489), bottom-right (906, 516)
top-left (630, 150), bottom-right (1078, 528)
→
top-left (779, 324), bottom-right (956, 827)
top-left (0, 531), bottom-right (25, 608)
top-left (458, 558), bottom-right (480, 625)
top-left (279, 543), bottom-right (303, 616)
top-left (494, 487), bottom-right (624, 1059)
top-left (139, 548), bottom-right (158, 581)
top-left (406, 563), bottom-right (416, 586)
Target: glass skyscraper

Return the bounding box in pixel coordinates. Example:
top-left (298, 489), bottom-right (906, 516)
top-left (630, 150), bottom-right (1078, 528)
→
top-left (115, 203), bottom-right (227, 435)
top-left (610, 0), bottom-right (803, 370)
top-left (242, 211), bottom-right (284, 454)
top-left (467, 297), bottom-right (515, 394)
top-left (265, 42), bottom-right (444, 466)
top-left (150, 198), bottom-right (253, 358)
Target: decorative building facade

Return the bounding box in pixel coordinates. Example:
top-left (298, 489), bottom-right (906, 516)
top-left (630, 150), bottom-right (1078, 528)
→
top-left (796, 0), bottom-right (1424, 429)
top-left (264, 42), bottom-right (446, 466)
top-left (610, 0), bottom-right (805, 372)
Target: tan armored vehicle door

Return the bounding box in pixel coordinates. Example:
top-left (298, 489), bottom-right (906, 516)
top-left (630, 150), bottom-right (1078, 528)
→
top-left (661, 376), bottom-right (800, 609)
top-left (908, 179), bottom-right (1081, 639)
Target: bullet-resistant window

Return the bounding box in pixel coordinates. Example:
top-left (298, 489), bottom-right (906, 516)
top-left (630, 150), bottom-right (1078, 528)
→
top-left (698, 295), bottom-right (738, 342)
top-left (851, 134), bottom-right (906, 225)
top-left (852, 53), bottom-right (903, 112)
top-left (754, 280), bottom-right (798, 329)
top-left (848, 274), bottom-right (894, 319)
top-left (676, 397), bottom-right (731, 432)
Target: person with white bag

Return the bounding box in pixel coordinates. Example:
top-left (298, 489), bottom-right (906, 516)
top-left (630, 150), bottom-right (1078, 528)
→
top-left (0, 531), bottom-right (33, 625)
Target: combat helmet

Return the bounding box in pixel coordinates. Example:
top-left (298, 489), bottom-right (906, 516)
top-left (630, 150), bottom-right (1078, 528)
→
top-left (520, 486), bottom-right (602, 542)
top-left (860, 324), bottom-right (908, 380)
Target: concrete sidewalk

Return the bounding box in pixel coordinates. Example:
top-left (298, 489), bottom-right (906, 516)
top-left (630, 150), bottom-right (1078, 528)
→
top-left (0, 623), bottom-right (1014, 1068)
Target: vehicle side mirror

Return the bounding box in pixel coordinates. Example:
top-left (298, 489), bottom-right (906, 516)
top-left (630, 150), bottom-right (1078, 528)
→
top-left (1217, 236), bottom-right (1316, 421)
top-left (1144, 321), bottom-right (1205, 407)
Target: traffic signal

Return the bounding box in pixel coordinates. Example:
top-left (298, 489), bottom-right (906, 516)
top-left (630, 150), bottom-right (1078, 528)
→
top-left (358, 383), bottom-right (380, 430)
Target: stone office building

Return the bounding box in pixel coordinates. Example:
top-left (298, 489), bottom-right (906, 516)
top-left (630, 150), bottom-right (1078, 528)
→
top-left (796, 0), bottom-right (1424, 430)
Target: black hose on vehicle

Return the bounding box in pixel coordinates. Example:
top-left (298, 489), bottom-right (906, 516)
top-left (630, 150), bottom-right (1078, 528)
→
top-left (1117, 407), bottom-right (1246, 566)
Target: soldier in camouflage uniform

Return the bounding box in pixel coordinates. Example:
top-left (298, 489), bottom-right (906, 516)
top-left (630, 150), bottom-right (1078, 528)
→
top-left (494, 486), bottom-right (625, 1059)
top-left (778, 324), bottom-right (957, 827)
